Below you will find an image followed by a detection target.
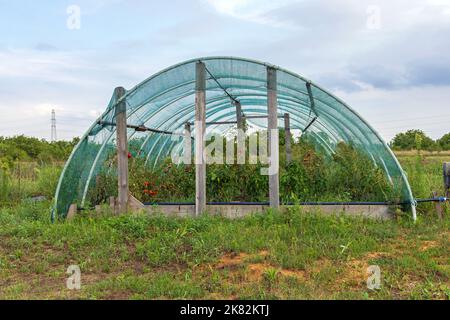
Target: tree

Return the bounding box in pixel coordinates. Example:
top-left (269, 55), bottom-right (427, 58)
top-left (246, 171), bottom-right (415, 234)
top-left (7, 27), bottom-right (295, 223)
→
top-left (438, 132), bottom-right (450, 150)
top-left (390, 130), bottom-right (436, 151)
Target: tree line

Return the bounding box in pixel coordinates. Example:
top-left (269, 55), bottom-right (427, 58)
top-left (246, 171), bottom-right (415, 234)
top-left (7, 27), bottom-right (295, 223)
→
top-left (0, 129), bottom-right (448, 169)
top-left (0, 135), bottom-right (79, 169)
top-left (390, 130), bottom-right (450, 151)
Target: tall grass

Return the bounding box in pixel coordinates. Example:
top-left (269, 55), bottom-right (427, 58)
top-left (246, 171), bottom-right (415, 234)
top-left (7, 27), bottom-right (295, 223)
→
top-left (398, 153), bottom-right (449, 215)
top-left (399, 155), bottom-right (445, 198)
top-left (0, 169), bottom-right (11, 204)
top-left (35, 165), bottom-right (62, 199)
top-left (0, 163), bottom-right (62, 206)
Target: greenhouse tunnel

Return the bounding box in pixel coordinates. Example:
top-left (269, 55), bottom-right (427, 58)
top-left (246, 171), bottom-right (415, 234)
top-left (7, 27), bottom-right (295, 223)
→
top-left (53, 56), bottom-right (416, 220)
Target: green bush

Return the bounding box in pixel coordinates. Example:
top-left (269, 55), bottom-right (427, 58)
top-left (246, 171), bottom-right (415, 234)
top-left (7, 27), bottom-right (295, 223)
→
top-left (0, 135), bottom-right (77, 164)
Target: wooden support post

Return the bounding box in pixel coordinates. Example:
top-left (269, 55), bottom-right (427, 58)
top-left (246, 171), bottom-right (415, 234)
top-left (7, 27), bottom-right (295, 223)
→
top-left (267, 66), bottom-right (280, 209)
top-left (115, 86), bottom-right (128, 214)
top-left (235, 101), bottom-right (245, 164)
top-left (195, 62), bottom-right (206, 216)
top-left (284, 113), bottom-right (292, 165)
top-left (184, 122), bottom-right (191, 165)
top-left (444, 162), bottom-right (450, 198)
top-left (432, 191), bottom-right (443, 220)
top-left (235, 101), bottom-right (243, 131)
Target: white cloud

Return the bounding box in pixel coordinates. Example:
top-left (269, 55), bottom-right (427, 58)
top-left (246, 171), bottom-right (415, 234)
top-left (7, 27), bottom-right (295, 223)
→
top-left (0, 48), bottom-right (101, 86)
top-left (1, 0), bottom-right (449, 142)
top-left (73, 0), bottom-right (125, 15)
top-left (204, 0), bottom-right (302, 28)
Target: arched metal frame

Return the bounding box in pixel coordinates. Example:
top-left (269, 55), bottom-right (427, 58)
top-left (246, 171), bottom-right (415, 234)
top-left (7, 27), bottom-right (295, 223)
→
top-left (54, 56), bottom-right (416, 220)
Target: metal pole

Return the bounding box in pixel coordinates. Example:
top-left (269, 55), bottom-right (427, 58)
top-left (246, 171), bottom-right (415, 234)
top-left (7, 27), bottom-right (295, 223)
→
top-left (195, 62), bottom-right (206, 216)
top-left (267, 66), bottom-right (280, 209)
top-left (115, 86), bottom-right (128, 214)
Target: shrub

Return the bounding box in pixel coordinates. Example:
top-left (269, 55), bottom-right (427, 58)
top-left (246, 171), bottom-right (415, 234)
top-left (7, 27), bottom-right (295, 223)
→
top-left (325, 143), bottom-right (393, 201)
top-left (87, 139), bottom-right (395, 206)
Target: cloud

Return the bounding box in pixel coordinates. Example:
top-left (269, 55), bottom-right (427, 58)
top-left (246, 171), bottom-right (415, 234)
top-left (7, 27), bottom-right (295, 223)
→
top-left (335, 84), bottom-right (450, 141)
top-left (0, 47), bottom-right (126, 140)
top-left (72, 0), bottom-right (125, 15)
top-left (1, 0), bottom-right (450, 141)
top-left (204, 0), bottom-right (303, 28)
top-left (237, 0), bottom-right (450, 92)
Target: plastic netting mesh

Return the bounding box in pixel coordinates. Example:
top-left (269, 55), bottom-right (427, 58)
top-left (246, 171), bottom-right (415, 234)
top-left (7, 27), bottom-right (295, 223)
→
top-left (53, 57), bottom-right (414, 219)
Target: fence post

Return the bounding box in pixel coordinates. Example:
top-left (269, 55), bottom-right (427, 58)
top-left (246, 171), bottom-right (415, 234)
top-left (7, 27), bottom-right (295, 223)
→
top-left (432, 191), bottom-right (443, 219)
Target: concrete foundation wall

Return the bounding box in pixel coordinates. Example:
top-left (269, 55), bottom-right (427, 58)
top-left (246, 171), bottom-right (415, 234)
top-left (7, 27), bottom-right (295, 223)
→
top-left (145, 204), bottom-right (394, 220)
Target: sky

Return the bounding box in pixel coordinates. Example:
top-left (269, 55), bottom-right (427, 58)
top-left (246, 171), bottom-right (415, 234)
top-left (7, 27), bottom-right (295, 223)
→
top-left (0, 0), bottom-right (449, 142)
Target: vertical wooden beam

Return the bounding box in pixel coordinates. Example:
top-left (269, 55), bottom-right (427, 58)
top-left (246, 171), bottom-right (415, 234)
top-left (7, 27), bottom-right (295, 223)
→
top-left (432, 191), bottom-right (443, 220)
top-left (235, 101), bottom-right (243, 130)
top-left (444, 162), bottom-right (450, 198)
top-left (184, 122), bottom-right (191, 165)
top-left (115, 86), bottom-right (128, 214)
top-left (284, 113), bottom-right (292, 165)
top-left (235, 101), bottom-right (245, 164)
top-left (195, 62), bottom-right (206, 216)
top-left (267, 66), bottom-right (280, 209)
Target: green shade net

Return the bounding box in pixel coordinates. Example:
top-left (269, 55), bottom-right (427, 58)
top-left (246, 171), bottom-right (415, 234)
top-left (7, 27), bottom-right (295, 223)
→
top-left (53, 57), bottom-right (415, 220)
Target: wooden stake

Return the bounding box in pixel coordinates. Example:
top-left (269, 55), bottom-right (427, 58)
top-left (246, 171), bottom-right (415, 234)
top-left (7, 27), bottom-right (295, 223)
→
top-left (432, 191), bottom-right (443, 220)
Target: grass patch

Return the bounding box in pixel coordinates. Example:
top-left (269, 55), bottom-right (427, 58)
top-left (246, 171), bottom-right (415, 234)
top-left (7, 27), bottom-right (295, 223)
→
top-left (0, 201), bottom-right (448, 300)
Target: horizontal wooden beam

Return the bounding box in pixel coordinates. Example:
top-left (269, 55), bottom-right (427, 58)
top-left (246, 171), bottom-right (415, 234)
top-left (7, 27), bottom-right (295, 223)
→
top-left (187, 120), bottom-right (239, 126)
top-left (244, 114), bottom-right (286, 119)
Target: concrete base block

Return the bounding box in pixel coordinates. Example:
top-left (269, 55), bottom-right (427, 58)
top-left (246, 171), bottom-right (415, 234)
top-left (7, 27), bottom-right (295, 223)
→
top-left (66, 204), bottom-right (77, 221)
top-left (145, 204), bottom-right (394, 220)
top-left (128, 193), bottom-right (145, 211)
